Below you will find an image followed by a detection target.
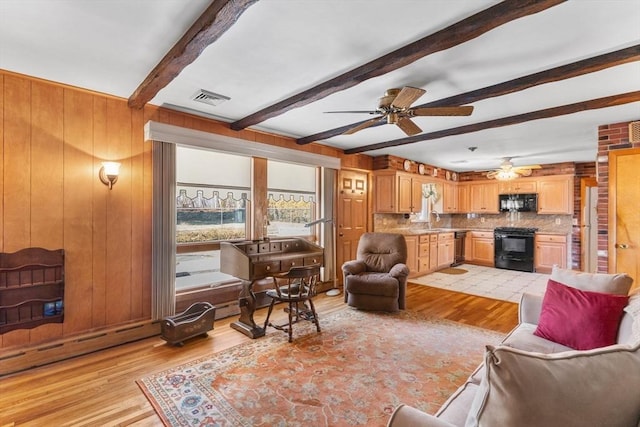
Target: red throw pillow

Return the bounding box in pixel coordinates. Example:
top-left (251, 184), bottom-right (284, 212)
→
top-left (534, 279), bottom-right (629, 350)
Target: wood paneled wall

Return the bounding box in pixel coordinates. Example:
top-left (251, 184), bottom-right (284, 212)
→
top-left (0, 72), bottom-right (153, 349)
top-left (0, 70), bottom-right (372, 351)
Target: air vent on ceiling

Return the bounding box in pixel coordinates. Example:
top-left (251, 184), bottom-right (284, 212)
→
top-left (191, 89), bottom-right (230, 107)
top-left (629, 121), bottom-right (640, 143)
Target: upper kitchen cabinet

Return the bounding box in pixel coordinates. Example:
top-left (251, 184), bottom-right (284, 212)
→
top-left (374, 170), bottom-right (426, 214)
top-left (498, 179), bottom-right (537, 194)
top-left (457, 183), bottom-right (470, 213)
top-left (468, 182), bottom-right (499, 213)
top-left (442, 181), bottom-right (458, 213)
top-left (537, 175), bottom-right (573, 214)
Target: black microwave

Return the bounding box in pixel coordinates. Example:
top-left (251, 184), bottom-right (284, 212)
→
top-left (499, 193), bottom-right (538, 212)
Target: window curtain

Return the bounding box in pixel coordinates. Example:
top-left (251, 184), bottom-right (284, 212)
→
top-left (152, 141), bottom-right (176, 319)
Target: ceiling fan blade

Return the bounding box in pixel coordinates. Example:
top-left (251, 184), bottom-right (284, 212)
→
top-left (518, 169), bottom-right (533, 177)
top-left (486, 170), bottom-right (498, 179)
top-left (343, 116), bottom-right (386, 135)
top-left (324, 110), bottom-right (379, 114)
top-left (396, 117), bottom-right (422, 136)
top-left (411, 105), bottom-right (474, 116)
top-left (513, 164), bottom-right (542, 170)
top-left (391, 86), bottom-right (426, 109)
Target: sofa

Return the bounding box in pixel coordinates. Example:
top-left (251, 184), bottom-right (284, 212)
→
top-left (388, 267), bottom-right (640, 427)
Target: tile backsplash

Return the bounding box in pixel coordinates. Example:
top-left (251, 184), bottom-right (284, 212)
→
top-left (374, 212), bottom-right (572, 234)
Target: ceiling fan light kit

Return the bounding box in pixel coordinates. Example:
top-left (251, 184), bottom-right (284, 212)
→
top-left (486, 157), bottom-right (541, 181)
top-left (328, 86), bottom-right (474, 137)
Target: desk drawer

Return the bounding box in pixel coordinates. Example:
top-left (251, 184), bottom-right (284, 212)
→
top-left (304, 255), bottom-right (322, 266)
top-left (281, 258), bottom-right (305, 271)
top-left (253, 261), bottom-right (280, 276)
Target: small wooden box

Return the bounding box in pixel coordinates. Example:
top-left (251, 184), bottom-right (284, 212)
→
top-left (161, 302), bottom-right (216, 346)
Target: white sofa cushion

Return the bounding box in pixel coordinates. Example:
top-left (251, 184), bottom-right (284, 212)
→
top-left (465, 343), bottom-right (640, 427)
top-left (550, 266), bottom-right (633, 295)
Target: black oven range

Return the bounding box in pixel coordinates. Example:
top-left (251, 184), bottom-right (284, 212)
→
top-left (494, 227), bottom-right (538, 273)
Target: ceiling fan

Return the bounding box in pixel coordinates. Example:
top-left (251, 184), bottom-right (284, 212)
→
top-left (486, 157), bottom-right (542, 180)
top-left (325, 86), bottom-right (474, 136)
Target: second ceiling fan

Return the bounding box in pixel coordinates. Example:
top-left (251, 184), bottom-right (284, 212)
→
top-left (326, 86), bottom-right (474, 136)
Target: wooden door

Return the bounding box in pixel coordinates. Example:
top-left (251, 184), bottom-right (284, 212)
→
top-left (337, 169), bottom-right (368, 285)
top-left (608, 148), bottom-right (640, 291)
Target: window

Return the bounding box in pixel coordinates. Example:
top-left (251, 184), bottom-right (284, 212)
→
top-left (266, 160), bottom-right (317, 238)
top-left (175, 147), bottom-right (251, 292)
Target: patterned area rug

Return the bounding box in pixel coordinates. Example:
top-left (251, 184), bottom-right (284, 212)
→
top-left (137, 308), bottom-right (504, 426)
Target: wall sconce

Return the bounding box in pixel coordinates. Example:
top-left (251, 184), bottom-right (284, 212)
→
top-left (99, 161), bottom-right (121, 190)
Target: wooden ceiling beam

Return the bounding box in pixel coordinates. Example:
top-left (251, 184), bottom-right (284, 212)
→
top-left (297, 44), bottom-right (640, 145)
top-left (230, 0), bottom-right (565, 131)
top-left (128, 0), bottom-right (257, 109)
top-left (343, 91), bottom-right (640, 154)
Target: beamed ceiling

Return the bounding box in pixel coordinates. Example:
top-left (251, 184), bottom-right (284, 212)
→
top-left (1, 0), bottom-right (639, 171)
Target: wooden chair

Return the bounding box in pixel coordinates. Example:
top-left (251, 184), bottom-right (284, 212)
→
top-left (263, 265), bottom-right (321, 342)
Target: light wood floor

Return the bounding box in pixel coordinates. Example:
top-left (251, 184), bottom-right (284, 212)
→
top-left (0, 284), bottom-right (518, 426)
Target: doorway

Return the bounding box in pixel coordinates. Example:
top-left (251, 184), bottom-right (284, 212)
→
top-left (580, 178), bottom-right (598, 272)
top-left (336, 169), bottom-right (369, 285)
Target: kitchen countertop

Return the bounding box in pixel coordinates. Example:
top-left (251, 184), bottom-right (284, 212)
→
top-left (382, 228), bottom-right (568, 235)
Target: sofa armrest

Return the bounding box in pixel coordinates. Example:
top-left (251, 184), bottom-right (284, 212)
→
top-left (519, 292), bottom-right (544, 325)
top-left (389, 263), bottom-right (409, 279)
top-left (387, 405), bottom-right (456, 427)
top-left (342, 260), bottom-right (366, 276)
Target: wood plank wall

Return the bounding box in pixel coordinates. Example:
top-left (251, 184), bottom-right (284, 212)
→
top-left (0, 70), bottom-right (372, 351)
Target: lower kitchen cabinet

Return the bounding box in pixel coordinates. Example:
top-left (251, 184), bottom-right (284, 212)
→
top-left (469, 231), bottom-right (495, 267)
top-left (429, 235), bottom-right (438, 271)
top-left (535, 233), bottom-right (567, 273)
top-left (404, 235), bottom-right (418, 276)
top-left (437, 232), bottom-right (455, 269)
top-left (417, 234), bottom-right (431, 275)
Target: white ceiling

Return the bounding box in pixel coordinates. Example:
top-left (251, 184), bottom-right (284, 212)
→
top-left (1, 0), bottom-right (639, 172)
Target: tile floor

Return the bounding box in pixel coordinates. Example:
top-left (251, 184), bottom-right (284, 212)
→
top-left (410, 264), bottom-right (550, 303)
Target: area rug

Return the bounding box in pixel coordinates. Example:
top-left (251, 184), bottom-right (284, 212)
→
top-left (137, 308), bottom-right (503, 426)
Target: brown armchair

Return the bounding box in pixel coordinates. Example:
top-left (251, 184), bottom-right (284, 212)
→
top-left (342, 232), bottom-right (409, 312)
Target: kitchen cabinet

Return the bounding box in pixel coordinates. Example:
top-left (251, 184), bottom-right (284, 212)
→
top-left (404, 235), bottom-right (418, 276)
top-left (437, 232), bottom-right (455, 269)
top-left (442, 181), bottom-right (458, 213)
top-left (498, 180), bottom-right (537, 194)
top-left (535, 233), bottom-right (567, 273)
top-left (374, 171), bottom-right (425, 214)
top-left (373, 170), bottom-right (397, 213)
top-left (537, 175), bottom-right (573, 214)
top-left (469, 182), bottom-right (499, 213)
top-left (417, 234), bottom-right (430, 275)
top-left (429, 235), bottom-right (438, 271)
top-left (457, 183), bottom-right (470, 213)
top-left (469, 231), bottom-right (495, 267)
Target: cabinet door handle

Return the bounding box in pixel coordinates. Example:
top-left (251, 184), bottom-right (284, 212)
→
top-left (615, 243), bottom-right (630, 249)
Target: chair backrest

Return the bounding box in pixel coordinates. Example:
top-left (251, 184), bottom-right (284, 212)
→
top-left (274, 265), bottom-right (321, 299)
top-left (357, 232), bottom-right (407, 273)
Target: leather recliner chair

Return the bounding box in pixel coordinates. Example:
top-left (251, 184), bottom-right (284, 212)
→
top-left (342, 232), bottom-right (409, 312)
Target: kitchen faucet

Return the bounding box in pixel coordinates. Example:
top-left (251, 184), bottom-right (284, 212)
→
top-left (431, 210), bottom-right (440, 222)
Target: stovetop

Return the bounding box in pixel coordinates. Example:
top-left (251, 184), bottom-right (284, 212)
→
top-left (494, 227), bottom-right (539, 234)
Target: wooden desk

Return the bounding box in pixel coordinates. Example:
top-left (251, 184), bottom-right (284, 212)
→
top-left (220, 238), bottom-right (323, 338)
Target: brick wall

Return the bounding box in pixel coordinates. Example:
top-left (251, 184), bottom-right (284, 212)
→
top-left (596, 120), bottom-right (640, 272)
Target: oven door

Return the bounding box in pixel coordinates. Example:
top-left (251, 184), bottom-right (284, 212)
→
top-left (494, 232), bottom-right (535, 272)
